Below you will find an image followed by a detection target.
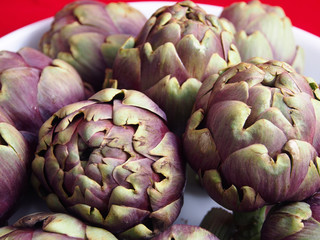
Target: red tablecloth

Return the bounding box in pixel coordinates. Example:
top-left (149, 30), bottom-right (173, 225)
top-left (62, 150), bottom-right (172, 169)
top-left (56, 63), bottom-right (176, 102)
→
top-left (1, 0), bottom-right (320, 38)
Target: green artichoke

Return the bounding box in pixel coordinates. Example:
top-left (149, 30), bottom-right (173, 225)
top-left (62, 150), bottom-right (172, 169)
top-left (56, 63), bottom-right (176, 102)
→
top-left (0, 212), bottom-right (117, 239)
top-left (31, 88), bottom-right (185, 239)
top-left (184, 59), bottom-right (320, 212)
top-left (152, 224), bottom-right (219, 240)
top-left (261, 192), bottom-right (320, 240)
top-left (40, 0), bottom-right (147, 91)
top-left (0, 47), bottom-right (87, 136)
top-left (0, 122), bottom-right (31, 225)
top-left (111, 1), bottom-right (241, 134)
top-left (220, 0), bottom-right (304, 73)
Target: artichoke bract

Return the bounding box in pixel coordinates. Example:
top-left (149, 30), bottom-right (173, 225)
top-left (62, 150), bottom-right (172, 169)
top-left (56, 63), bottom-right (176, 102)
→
top-left (0, 47), bottom-right (87, 136)
top-left (220, 0), bottom-right (304, 73)
top-left (152, 224), bottom-right (219, 240)
top-left (184, 59), bottom-right (320, 212)
top-left (31, 88), bottom-right (186, 239)
top-left (0, 122), bottom-right (31, 225)
top-left (261, 192), bottom-right (320, 240)
top-left (111, 1), bottom-right (241, 134)
top-left (40, 0), bottom-right (147, 91)
top-left (0, 212), bottom-right (117, 239)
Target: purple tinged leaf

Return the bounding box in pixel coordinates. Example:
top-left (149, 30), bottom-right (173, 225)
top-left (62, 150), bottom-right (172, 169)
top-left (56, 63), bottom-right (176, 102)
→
top-left (0, 123), bottom-right (30, 224)
top-left (18, 47), bottom-right (52, 70)
top-left (101, 34), bottom-right (131, 69)
top-left (175, 31), bottom-right (222, 81)
top-left (144, 76), bottom-right (202, 134)
top-left (145, 22), bottom-right (182, 50)
top-left (104, 205), bottom-right (150, 233)
top-left (0, 67), bottom-right (44, 133)
top-left (0, 51), bottom-right (27, 72)
top-left (140, 42), bottom-right (190, 89)
top-left (74, 4), bottom-right (120, 33)
top-left (37, 59), bottom-right (86, 120)
top-left (104, 2), bottom-right (147, 36)
top-left (111, 37), bottom-right (141, 90)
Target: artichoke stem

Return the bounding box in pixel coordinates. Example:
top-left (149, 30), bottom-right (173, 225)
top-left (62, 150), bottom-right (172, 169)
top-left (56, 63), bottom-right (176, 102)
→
top-left (232, 206), bottom-right (267, 240)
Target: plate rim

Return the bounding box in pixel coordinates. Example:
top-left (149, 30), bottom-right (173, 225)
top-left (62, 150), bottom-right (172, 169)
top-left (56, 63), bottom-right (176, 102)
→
top-left (1, 1), bottom-right (320, 43)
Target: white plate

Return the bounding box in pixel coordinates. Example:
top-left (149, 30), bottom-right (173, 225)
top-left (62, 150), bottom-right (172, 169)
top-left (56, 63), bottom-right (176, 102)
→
top-left (2, 1), bottom-right (320, 228)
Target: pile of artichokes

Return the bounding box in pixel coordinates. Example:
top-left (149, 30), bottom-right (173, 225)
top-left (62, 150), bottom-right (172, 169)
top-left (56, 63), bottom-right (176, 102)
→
top-left (0, 0), bottom-right (319, 239)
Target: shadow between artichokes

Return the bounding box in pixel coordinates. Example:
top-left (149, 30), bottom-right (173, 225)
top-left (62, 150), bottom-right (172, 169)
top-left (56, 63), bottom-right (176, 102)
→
top-left (183, 58), bottom-right (320, 212)
top-left (110, 1), bottom-right (241, 135)
top-left (31, 88), bottom-right (186, 239)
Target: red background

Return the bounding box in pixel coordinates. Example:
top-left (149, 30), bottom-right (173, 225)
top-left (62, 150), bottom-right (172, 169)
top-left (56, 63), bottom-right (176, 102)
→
top-left (0, 0), bottom-right (320, 38)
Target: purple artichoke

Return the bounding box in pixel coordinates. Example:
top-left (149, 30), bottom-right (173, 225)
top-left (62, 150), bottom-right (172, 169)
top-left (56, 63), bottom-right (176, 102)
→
top-left (0, 212), bottom-right (117, 239)
top-left (152, 224), bottom-right (219, 240)
top-left (31, 88), bottom-right (186, 239)
top-left (261, 192), bottom-right (320, 240)
top-left (220, 0), bottom-right (304, 73)
top-left (110, 1), bottom-right (241, 134)
top-left (184, 58), bottom-right (320, 212)
top-left (0, 47), bottom-right (87, 136)
top-left (0, 121), bottom-right (31, 225)
top-left (40, 0), bottom-right (147, 91)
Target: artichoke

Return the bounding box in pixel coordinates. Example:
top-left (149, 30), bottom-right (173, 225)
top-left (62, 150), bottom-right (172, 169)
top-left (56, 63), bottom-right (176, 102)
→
top-left (0, 212), bottom-right (117, 239)
top-left (40, 0), bottom-right (147, 91)
top-left (183, 59), bottom-right (320, 212)
top-left (0, 47), bottom-right (87, 136)
top-left (220, 0), bottom-right (304, 73)
top-left (111, 1), bottom-right (241, 134)
top-left (31, 88), bottom-right (186, 239)
top-left (152, 224), bottom-right (219, 240)
top-left (0, 121), bottom-right (31, 225)
top-left (261, 192), bottom-right (320, 240)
